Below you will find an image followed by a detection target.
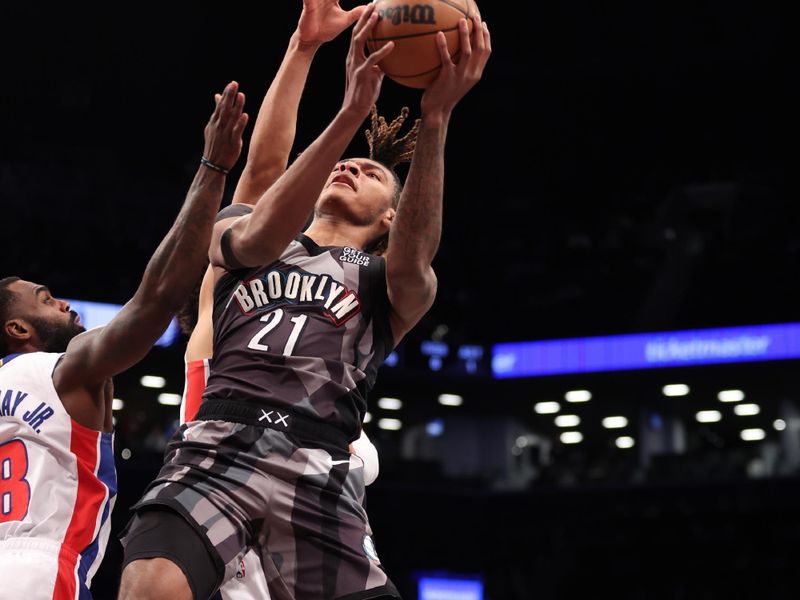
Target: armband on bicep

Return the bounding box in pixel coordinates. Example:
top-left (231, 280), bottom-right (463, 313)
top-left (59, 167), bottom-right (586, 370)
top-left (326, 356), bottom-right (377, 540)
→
top-left (216, 204), bottom-right (254, 270)
top-left (220, 227), bottom-right (249, 270)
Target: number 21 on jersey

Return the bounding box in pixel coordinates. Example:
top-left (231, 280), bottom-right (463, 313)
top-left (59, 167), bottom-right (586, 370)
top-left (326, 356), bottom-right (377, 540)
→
top-left (247, 308), bottom-right (309, 356)
top-left (0, 439), bottom-right (31, 522)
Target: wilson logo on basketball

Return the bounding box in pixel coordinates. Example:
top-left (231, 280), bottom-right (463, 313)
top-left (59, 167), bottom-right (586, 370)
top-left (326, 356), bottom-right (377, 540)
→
top-left (377, 4), bottom-right (436, 25)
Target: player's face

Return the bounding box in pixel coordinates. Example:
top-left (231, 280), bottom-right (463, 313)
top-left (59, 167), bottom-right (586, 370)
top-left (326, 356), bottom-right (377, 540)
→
top-left (318, 158), bottom-right (397, 225)
top-left (5, 280), bottom-right (85, 352)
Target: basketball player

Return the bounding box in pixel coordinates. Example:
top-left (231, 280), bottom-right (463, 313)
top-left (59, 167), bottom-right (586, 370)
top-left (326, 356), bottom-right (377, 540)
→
top-left (179, 2), bottom-right (379, 598)
top-left (0, 82), bottom-right (248, 599)
top-left (119, 6), bottom-right (491, 600)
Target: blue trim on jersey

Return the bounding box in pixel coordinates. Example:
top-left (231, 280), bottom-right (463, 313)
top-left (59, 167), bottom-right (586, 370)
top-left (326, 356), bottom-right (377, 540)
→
top-left (0, 353), bottom-right (22, 367)
top-left (97, 433), bottom-right (117, 495)
top-left (78, 570), bottom-right (93, 600)
top-left (76, 433), bottom-right (117, 585)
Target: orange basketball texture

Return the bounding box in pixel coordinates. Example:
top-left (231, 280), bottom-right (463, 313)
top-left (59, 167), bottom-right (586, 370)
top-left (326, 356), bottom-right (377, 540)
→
top-left (367, 0), bottom-right (480, 89)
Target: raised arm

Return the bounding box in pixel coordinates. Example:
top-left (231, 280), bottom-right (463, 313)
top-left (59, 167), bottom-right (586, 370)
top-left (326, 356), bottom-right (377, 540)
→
top-left (231, 0), bottom-right (366, 206)
top-left (385, 16), bottom-right (491, 343)
top-left (186, 2), bottom-right (365, 363)
top-left (210, 5), bottom-right (394, 271)
top-left (55, 82), bottom-right (248, 388)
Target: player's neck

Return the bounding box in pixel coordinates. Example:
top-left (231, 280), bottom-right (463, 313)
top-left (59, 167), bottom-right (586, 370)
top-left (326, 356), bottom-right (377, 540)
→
top-left (304, 218), bottom-right (371, 251)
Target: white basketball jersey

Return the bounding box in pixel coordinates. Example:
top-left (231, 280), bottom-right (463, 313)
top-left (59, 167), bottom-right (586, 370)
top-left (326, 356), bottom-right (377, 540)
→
top-left (0, 352), bottom-right (116, 599)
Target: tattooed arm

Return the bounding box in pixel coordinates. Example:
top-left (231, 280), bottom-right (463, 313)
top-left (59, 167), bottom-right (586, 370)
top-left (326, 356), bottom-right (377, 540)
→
top-left (385, 16), bottom-right (491, 344)
top-left (54, 82), bottom-right (248, 390)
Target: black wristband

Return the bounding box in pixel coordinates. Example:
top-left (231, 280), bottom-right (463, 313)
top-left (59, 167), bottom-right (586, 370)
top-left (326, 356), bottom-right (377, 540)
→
top-left (200, 156), bottom-right (230, 176)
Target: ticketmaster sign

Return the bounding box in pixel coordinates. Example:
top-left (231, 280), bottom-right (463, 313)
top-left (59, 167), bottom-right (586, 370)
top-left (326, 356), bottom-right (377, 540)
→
top-left (492, 323), bottom-right (800, 378)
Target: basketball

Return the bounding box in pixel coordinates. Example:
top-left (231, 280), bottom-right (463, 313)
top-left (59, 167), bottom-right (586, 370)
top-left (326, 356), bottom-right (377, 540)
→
top-left (367, 0), bottom-right (480, 89)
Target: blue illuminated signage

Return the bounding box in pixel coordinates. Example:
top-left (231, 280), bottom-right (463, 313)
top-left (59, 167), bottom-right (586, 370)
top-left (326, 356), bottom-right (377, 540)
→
top-left (68, 299), bottom-right (180, 348)
top-left (418, 576), bottom-right (484, 600)
top-left (492, 323), bottom-right (800, 378)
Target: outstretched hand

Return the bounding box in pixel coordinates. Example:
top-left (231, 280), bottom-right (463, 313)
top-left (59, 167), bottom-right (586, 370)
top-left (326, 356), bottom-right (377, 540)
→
top-left (205, 82), bottom-right (249, 171)
top-left (421, 15), bottom-right (492, 119)
top-left (298, 0), bottom-right (367, 46)
top-left (342, 4), bottom-right (395, 118)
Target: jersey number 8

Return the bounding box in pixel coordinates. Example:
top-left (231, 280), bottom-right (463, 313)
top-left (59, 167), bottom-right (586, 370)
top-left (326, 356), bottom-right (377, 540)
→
top-left (0, 439), bottom-right (31, 523)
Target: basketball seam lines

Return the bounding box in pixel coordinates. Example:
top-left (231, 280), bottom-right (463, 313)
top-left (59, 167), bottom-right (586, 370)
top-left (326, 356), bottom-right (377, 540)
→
top-left (368, 24), bottom-right (460, 43)
top-left (436, 0), bottom-right (470, 18)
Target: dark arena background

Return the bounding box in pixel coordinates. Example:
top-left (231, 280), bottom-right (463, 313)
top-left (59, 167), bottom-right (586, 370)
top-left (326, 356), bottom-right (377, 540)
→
top-left (0, 2), bottom-right (791, 599)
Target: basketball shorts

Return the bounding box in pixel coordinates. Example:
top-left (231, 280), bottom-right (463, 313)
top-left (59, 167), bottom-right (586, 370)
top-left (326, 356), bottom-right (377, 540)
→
top-left (120, 399), bottom-right (400, 600)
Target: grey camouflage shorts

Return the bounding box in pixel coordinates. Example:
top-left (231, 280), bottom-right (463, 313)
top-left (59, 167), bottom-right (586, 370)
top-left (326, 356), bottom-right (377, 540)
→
top-left (123, 419), bottom-right (400, 600)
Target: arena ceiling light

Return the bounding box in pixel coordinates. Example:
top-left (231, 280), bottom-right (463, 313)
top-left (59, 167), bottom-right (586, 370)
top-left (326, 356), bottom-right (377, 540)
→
top-left (363, 412), bottom-right (373, 424)
top-left (534, 401), bottom-right (560, 414)
top-left (157, 393), bottom-right (182, 406)
top-left (564, 390), bottom-right (592, 403)
top-left (377, 397), bottom-right (403, 411)
top-left (140, 375), bottom-right (166, 389)
top-left (426, 420), bottom-right (444, 437)
top-left (718, 389), bottom-right (745, 403)
top-left (615, 436), bottom-right (635, 449)
top-left (740, 428), bottom-right (766, 442)
top-left (734, 403), bottom-right (760, 416)
top-left (112, 398), bottom-right (124, 411)
top-left (602, 416), bottom-right (628, 429)
top-left (555, 415), bottom-right (580, 428)
top-left (662, 384), bottom-right (690, 397)
top-left (695, 410), bottom-right (722, 423)
top-left (378, 418), bottom-right (402, 431)
top-left (560, 431), bottom-right (583, 444)
top-left (774, 419), bottom-right (786, 431)
top-left (438, 394), bottom-right (463, 407)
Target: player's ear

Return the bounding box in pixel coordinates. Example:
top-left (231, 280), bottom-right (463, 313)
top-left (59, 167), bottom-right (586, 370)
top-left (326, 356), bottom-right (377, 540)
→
top-left (5, 319), bottom-right (33, 343)
top-left (381, 207), bottom-right (396, 230)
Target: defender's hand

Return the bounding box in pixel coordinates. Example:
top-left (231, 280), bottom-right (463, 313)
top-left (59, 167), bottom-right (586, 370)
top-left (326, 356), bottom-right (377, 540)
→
top-left (204, 81), bottom-right (249, 171)
top-left (298, 0), bottom-right (367, 47)
top-left (342, 5), bottom-right (395, 118)
top-left (421, 16), bottom-right (492, 119)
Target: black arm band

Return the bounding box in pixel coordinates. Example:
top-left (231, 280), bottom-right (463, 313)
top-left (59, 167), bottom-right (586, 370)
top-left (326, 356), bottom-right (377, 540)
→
top-left (200, 156), bottom-right (229, 175)
top-left (220, 227), bottom-right (249, 270)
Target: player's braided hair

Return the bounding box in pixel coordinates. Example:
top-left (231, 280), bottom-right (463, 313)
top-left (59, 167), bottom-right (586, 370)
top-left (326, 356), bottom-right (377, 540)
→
top-left (0, 276), bottom-right (21, 357)
top-left (363, 106), bottom-right (419, 255)
top-left (365, 105), bottom-right (420, 182)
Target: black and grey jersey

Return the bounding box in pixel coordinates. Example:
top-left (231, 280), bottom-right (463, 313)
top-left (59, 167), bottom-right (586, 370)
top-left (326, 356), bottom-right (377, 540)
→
top-left (204, 234), bottom-right (394, 440)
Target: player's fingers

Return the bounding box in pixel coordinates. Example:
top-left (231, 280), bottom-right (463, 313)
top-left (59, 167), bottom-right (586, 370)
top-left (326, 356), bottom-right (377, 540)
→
top-left (352, 3), bottom-right (376, 39)
top-left (211, 85), bottom-right (230, 119)
top-left (471, 15), bottom-right (484, 53)
top-left (232, 91), bottom-right (245, 114)
top-left (457, 19), bottom-right (472, 62)
top-left (354, 9), bottom-right (379, 48)
top-left (366, 40), bottom-right (394, 66)
top-left (435, 31), bottom-right (455, 70)
top-left (225, 81), bottom-right (239, 107)
top-left (482, 21), bottom-right (492, 54)
top-left (345, 4), bottom-right (369, 27)
top-left (232, 112), bottom-right (249, 138)
top-left (216, 81), bottom-right (236, 117)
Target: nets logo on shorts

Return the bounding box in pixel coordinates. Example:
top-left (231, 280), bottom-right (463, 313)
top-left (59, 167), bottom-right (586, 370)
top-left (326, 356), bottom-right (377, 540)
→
top-left (362, 535), bottom-right (380, 562)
